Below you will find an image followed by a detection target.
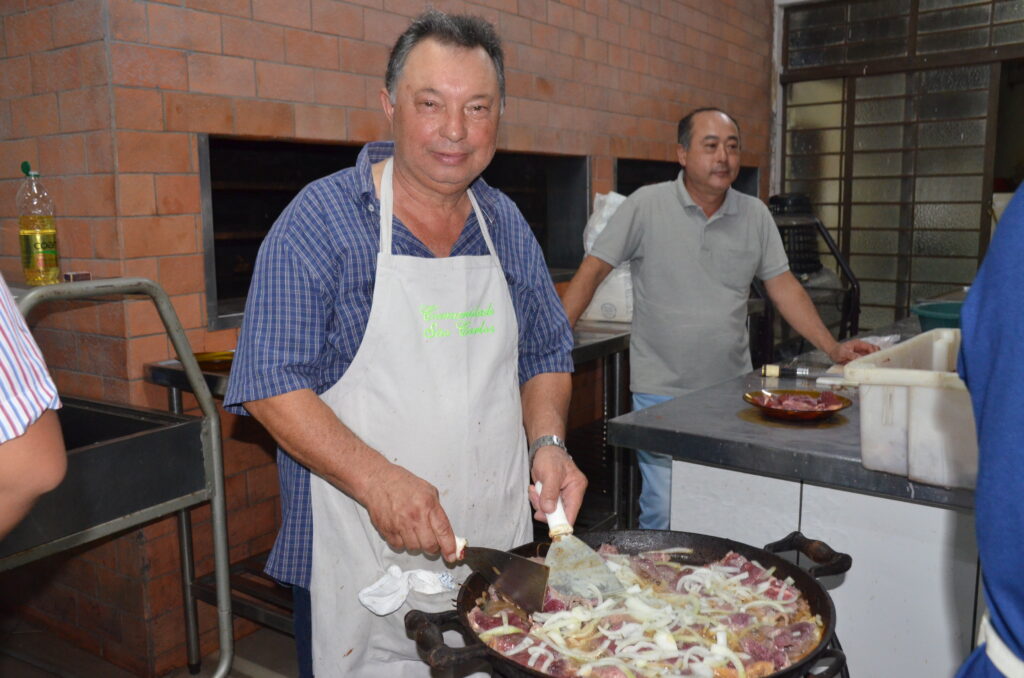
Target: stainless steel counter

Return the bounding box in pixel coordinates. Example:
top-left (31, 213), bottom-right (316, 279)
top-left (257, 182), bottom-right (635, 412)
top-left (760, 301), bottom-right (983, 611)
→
top-left (606, 317), bottom-right (975, 511)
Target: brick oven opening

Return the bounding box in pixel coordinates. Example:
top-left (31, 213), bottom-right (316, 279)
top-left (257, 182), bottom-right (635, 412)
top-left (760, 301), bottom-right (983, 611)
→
top-left (200, 136), bottom-right (589, 329)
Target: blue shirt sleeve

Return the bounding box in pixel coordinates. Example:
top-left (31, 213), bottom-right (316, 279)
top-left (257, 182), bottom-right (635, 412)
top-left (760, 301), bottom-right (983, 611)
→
top-left (223, 191), bottom-right (335, 413)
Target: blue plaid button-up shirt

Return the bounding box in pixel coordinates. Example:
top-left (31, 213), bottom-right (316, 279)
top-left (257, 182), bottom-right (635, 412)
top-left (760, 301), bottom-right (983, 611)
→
top-left (223, 141), bottom-right (574, 588)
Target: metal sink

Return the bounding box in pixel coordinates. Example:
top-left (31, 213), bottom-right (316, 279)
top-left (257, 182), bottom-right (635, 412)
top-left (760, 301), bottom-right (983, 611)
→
top-left (0, 396), bottom-right (205, 567)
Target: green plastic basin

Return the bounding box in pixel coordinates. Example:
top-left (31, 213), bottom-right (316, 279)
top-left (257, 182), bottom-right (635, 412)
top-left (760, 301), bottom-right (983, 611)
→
top-left (911, 300), bottom-right (962, 331)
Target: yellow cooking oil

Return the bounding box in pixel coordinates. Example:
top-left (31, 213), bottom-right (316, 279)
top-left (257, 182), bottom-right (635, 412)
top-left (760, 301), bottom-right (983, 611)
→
top-left (19, 215), bottom-right (60, 285)
top-left (16, 162), bottom-right (61, 286)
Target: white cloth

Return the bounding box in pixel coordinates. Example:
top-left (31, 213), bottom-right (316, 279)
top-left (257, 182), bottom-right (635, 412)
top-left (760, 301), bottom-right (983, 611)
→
top-left (358, 565), bottom-right (456, 616)
top-left (309, 158), bottom-right (532, 677)
top-left (981, 613), bottom-right (1024, 678)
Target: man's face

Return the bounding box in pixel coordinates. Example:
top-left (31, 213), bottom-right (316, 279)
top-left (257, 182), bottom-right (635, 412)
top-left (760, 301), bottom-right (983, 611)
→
top-left (382, 38), bottom-right (501, 197)
top-left (676, 111), bottom-right (741, 198)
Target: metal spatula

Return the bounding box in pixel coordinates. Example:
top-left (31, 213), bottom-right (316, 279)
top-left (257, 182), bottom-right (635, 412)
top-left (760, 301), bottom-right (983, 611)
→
top-left (461, 546), bottom-right (549, 614)
top-left (535, 482), bottom-right (623, 600)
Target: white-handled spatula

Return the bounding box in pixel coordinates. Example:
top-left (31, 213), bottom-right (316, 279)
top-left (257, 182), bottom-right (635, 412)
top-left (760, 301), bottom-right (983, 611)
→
top-left (535, 482), bottom-right (622, 600)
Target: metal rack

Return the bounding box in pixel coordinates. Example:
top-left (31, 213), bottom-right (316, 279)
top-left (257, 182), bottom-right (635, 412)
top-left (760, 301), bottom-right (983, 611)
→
top-left (0, 278), bottom-right (234, 678)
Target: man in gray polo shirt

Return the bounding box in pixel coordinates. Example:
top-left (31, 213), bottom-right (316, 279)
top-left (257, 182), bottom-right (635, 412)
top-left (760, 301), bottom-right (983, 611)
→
top-left (562, 107), bottom-right (877, 529)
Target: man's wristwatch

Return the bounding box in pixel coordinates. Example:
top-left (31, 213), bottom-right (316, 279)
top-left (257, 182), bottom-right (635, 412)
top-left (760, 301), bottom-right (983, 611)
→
top-left (528, 434), bottom-right (567, 465)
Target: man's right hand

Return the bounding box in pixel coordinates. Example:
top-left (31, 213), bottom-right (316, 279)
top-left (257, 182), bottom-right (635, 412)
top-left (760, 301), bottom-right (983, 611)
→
top-left (359, 462), bottom-right (458, 562)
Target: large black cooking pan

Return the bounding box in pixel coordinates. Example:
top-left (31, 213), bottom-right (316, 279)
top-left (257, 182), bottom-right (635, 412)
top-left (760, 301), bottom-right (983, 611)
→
top-left (406, 530), bottom-right (851, 678)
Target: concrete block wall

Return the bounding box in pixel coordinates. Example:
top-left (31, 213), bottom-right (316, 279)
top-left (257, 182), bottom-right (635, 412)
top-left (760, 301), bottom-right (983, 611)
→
top-left (0, 0), bottom-right (773, 674)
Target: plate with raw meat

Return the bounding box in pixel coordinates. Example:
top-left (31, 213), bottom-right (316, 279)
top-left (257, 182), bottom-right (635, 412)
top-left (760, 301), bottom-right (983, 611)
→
top-left (743, 389), bottom-right (852, 421)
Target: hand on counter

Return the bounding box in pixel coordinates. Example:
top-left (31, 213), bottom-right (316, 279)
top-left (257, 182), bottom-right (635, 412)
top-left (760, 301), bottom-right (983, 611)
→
top-left (827, 338), bottom-right (879, 364)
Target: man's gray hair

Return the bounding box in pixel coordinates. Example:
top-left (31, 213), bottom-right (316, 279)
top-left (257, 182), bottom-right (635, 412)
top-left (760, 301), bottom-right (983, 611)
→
top-left (385, 9), bottom-right (505, 107)
top-left (677, 107), bottom-right (741, 148)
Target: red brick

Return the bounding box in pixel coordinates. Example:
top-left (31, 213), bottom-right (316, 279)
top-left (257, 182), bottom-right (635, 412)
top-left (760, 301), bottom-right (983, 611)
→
top-left (58, 86), bottom-right (110, 133)
top-left (199, 328), bottom-right (238, 354)
top-left (87, 223), bottom-right (119, 266)
top-left (148, 3), bottom-right (222, 53)
top-left (55, 217), bottom-right (95, 259)
top-left (246, 463), bottom-right (280, 504)
top-left (186, 0), bottom-right (250, 17)
top-left (2, 55), bottom-right (32, 98)
top-left (1, 138), bottom-right (39, 178)
top-left (94, 298), bottom-right (127, 337)
top-left (127, 333), bottom-right (172, 379)
top-left (253, 0), bottom-right (310, 29)
top-left (85, 130), bottom-right (114, 172)
top-left (130, 379), bottom-right (174, 411)
top-left (362, 8), bottom-right (408, 46)
top-left (30, 43), bottom-right (107, 94)
top-left (116, 131), bottom-right (191, 172)
top-left (108, 0), bottom-right (148, 42)
top-left (348, 107), bottom-right (386, 141)
top-left (51, 0), bottom-right (104, 47)
top-left (117, 174), bottom-right (156, 216)
top-left (56, 174), bottom-right (115, 217)
top-left (124, 298), bottom-right (163, 337)
top-left (120, 255), bottom-right (159, 281)
top-left (255, 61), bottom-right (315, 102)
top-left (224, 469), bottom-right (248, 511)
top-left (227, 500), bottom-right (277, 548)
top-left (76, 333), bottom-right (128, 379)
top-left (234, 98), bottom-right (294, 137)
top-left (121, 214), bottom-right (197, 257)
top-left (111, 43), bottom-right (189, 91)
top-left (164, 91), bottom-right (234, 133)
top-left (144, 572), bottom-right (184, 621)
top-left (223, 437), bottom-right (276, 476)
top-left (312, 0), bottom-right (363, 38)
top-left (339, 37), bottom-right (388, 76)
top-left (34, 329), bottom-right (77, 371)
top-left (100, 375), bottom-right (131, 405)
top-left (314, 69), bottom-right (367, 108)
top-left (156, 253), bottom-right (203, 294)
top-left (167, 291), bottom-right (202, 329)
top-left (9, 92), bottom-right (58, 138)
top-left (222, 16), bottom-right (284, 61)
top-left (114, 87), bottom-right (164, 131)
top-left (284, 28), bottom-right (339, 68)
top-left (155, 173), bottom-right (200, 215)
top-left (295, 103), bottom-right (346, 141)
top-left (4, 7), bottom-right (52, 56)
top-left (188, 53), bottom-right (255, 97)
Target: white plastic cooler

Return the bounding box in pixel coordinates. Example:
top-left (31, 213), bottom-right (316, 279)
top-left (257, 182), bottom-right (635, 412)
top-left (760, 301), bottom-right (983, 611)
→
top-left (844, 328), bottom-right (978, 489)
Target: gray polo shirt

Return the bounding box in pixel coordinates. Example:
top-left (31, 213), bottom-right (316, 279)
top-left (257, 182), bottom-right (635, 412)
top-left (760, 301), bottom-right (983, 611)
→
top-left (590, 171), bottom-right (789, 397)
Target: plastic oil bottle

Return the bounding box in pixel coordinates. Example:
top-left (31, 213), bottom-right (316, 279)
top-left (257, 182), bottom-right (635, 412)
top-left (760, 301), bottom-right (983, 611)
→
top-left (16, 161), bottom-right (60, 285)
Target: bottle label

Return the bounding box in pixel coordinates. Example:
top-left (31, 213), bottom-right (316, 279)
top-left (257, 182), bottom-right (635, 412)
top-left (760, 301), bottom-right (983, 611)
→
top-left (19, 233), bottom-right (59, 270)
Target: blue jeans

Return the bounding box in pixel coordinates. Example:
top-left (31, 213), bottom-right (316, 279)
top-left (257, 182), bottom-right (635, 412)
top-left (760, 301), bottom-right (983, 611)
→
top-left (292, 584), bottom-right (314, 678)
top-left (632, 393), bottom-right (673, 530)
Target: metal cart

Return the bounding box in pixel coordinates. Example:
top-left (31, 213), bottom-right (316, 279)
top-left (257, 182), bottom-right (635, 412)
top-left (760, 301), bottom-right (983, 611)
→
top-left (0, 278), bottom-right (233, 678)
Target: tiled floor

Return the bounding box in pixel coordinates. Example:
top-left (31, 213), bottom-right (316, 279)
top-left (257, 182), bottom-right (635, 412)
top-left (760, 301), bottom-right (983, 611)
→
top-left (0, 616), bottom-right (298, 678)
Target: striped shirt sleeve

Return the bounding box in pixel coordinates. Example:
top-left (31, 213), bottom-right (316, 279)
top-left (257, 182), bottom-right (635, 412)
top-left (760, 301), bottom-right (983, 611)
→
top-left (0, 274), bottom-right (60, 442)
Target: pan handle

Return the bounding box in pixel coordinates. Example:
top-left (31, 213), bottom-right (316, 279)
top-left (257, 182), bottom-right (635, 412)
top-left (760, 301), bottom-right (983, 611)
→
top-left (404, 609), bottom-right (490, 670)
top-left (763, 531), bottom-right (852, 578)
top-left (800, 647), bottom-right (846, 678)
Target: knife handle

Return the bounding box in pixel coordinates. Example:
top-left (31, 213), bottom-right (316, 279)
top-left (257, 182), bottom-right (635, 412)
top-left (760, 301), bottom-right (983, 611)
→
top-left (534, 482), bottom-right (573, 538)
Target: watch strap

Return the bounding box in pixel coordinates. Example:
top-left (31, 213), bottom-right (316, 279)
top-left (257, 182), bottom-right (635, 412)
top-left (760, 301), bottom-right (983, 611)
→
top-left (528, 434), bottom-right (566, 465)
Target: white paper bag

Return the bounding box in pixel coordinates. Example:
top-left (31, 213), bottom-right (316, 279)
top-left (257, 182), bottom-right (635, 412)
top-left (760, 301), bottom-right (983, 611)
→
top-left (579, 192), bottom-right (632, 323)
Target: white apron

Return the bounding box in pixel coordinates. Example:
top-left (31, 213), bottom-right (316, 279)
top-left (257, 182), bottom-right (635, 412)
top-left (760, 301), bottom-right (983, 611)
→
top-left (309, 158), bottom-right (532, 677)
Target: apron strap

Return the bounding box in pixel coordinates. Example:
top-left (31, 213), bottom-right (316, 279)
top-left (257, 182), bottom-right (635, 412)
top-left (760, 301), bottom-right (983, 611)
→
top-left (378, 157), bottom-right (500, 263)
top-left (980, 612), bottom-right (1024, 677)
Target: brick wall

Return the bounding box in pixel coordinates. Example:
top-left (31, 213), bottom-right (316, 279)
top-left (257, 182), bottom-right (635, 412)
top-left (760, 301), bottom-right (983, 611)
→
top-left (0, 0), bottom-right (773, 675)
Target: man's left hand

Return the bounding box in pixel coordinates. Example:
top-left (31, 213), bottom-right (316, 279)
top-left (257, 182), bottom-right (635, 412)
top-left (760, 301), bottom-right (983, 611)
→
top-left (529, 447), bottom-right (587, 526)
top-left (828, 339), bottom-right (879, 364)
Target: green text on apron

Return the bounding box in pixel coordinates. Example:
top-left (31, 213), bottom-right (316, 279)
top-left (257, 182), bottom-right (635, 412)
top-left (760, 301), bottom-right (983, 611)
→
top-left (309, 158), bottom-right (531, 677)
